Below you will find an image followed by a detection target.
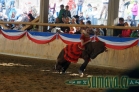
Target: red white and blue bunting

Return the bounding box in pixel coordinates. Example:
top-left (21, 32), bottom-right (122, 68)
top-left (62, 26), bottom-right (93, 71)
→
top-left (0, 30), bottom-right (26, 40)
top-left (27, 32), bottom-right (56, 44)
top-left (97, 36), bottom-right (138, 50)
top-left (0, 29), bottom-right (139, 50)
top-left (58, 34), bottom-right (95, 44)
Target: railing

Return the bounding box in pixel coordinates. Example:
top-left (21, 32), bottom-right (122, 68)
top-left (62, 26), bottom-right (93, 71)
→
top-left (0, 21), bottom-right (139, 30)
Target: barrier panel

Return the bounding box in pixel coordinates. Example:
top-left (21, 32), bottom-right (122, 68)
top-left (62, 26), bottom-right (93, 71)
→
top-left (0, 30), bottom-right (139, 69)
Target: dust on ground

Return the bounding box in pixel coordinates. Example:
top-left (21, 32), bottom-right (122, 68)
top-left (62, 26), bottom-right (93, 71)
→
top-left (0, 54), bottom-right (126, 92)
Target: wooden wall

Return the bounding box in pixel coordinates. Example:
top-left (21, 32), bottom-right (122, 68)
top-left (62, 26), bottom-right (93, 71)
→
top-left (0, 35), bottom-right (139, 69)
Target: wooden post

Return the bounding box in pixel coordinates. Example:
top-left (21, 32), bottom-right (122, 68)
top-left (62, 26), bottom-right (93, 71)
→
top-left (107, 0), bottom-right (119, 36)
top-left (39, 0), bottom-right (49, 32)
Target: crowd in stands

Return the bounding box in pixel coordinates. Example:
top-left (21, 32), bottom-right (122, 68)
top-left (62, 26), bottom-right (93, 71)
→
top-left (48, 4), bottom-right (107, 36)
top-left (0, 3), bottom-right (139, 38)
top-left (48, 4), bottom-right (139, 38)
top-left (113, 17), bottom-right (139, 38)
top-left (0, 0), bottom-right (37, 30)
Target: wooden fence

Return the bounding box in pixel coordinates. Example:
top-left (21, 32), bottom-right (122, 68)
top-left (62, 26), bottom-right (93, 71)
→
top-left (0, 22), bottom-right (139, 69)
top-left (0, 21), bottom-right (139, 30)
top-left (0, 34), bottom-right (139, 69)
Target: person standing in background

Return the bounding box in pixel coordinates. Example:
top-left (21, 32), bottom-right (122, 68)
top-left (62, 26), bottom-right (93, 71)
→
top-left (58, 4), bottom-right (65, 23)
top-left (119, 0), bottom-right (126, 18)
top-left (131, 0), bottom-right (138, 27)
top-left (85, 4), bottom-right (92, 23)
top-left (67, 0), bottom-right (76, 11)
top-left (55, 0), bottom-right (63, 17)
top-left (78, 12), bottom-right (85, 23)
top-left (99, 0), bottom-right (109, 20)
top-left (92, 7), bottom-right (98, 25)
top-left (76, 0), bottom-right (84, 15)
top-left (64, 5), bottom-right (71, 18)
top-left (10, 0), bottom-right (15, 7)
top-left (49, 0), bottom-right (56, 14)
top-left (113, 18), bottom-right (125, 36)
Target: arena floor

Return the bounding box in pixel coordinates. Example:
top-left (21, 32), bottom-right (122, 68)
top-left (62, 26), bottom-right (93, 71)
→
top-left (0, 54), bottom-right (125, 92)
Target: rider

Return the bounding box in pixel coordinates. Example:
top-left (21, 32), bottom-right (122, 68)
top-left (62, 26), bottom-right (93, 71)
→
top-left (78, 29), bottom-right (91, 77)
top-left (63, 28), bottom-right (91, 77)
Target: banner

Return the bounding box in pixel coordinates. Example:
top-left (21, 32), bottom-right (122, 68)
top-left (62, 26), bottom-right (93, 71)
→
top-left (0, 29), bottom-right (139, 50)
top-left (27, 31), bottom-right (56, 44)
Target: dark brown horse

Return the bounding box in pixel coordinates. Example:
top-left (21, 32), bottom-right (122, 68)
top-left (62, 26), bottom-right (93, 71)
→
top-left (55, 41), bottom-right (107, 74)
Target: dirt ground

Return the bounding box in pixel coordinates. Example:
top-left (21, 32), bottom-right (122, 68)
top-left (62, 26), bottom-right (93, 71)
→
top-left (0, 54), bottom-right (126, 92)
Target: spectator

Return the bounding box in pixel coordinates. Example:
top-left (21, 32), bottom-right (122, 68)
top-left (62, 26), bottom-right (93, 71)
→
top-left (13, 24), bottom-right (22, 30)
top-left (28, 13), bottom-right (35, 22)
top-left (73, 15), bottom-right (79, 24)
top-left (49, 0), bottom-right (56, 14)
top-left (113, 18), bottom-right (125, 36)
top-left (79, 19), bottom-right (84, 25)
top-left (10, 0), bottom-right (15, 7)
top-left (55, 18), bottom-right (60, 23)
top-left (55, 0), bottom-right (63, 17)
top-left (86, 20), bottom-right (91, 25)
top-left (63, 17), bottom-right (71, 24)
top-left (26, 13), bottom-right (35, 31)
top-left (69, 27), bottom-right (76, 34)
top-left (10, 12), bottom-right (16, 21)
top-left (71, 17), bottom-right (77, 24)
top-left (67, 0), bottom-right (76, 11)
top-left (79, 12), bottom-right (85, 23)
top-left (124, 0), bottom-right (131, 9)
top-left (64, 5), bottom-right (71, 18)
top-left (130, 24), bottom-right (139, 37)
top-left (131, 0), bottom-right (138, 27)
top-left (92, 7), bottom-right (98, 25)
top-left (126, 15), bottom-right (135, 27)
top-left (51, 26), bottom-right (64, 33)
top-left (48, 12), bottom-right (55, 23)
top-left (61, 17), bottom-right (70, 33)
top-left (74, 27), bottom-right (81, 34)
top-left (86, 27), bottom-right (94, 35)
top-left (85, 4), bottom-right (92, 21)
top-left (99, 0), bottom-right (109, 19)
top-left (21, 12), bottom-right (28, 22)
top-left (130, 29), bottom-right (138, 38)
top-left (121, 22), bottom-right (131, 37)
top-left (58, 4), bottom-right (65, 23)
top-left (94, 28), bottom-right (104, 36)
top-left (100, 24), bottom-right (107, 36)
top-left (76, 0), bottom-right (84, 15)
top-left (8, 6), bottom-right (17, 21)
top-left (85, 15), bottom-right (91, 22)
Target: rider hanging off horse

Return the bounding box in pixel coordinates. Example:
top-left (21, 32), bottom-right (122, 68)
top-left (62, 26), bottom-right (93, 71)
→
top-left (55, 27), bottom-right (107, 77)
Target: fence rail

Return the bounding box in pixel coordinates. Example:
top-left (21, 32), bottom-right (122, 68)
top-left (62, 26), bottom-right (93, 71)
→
top-left (0, 21), bottom-right (139, 30)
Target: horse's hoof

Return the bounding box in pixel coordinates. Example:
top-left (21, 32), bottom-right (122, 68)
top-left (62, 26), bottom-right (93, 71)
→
top-left (60, 71), bottom-right (65, 75)
top-left (78, 70), bottom-right (84, 77)
top-left (79, 73), bottom-right (84, 77)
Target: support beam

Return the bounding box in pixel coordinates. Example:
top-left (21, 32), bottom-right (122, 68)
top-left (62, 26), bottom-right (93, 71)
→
top-left (107, 0), bottom-right (120, 36)
top-left (39, 0), bottom-right (49, 32)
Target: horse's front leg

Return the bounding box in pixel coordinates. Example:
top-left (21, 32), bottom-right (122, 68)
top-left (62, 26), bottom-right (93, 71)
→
top-left (79, 58), bottom-right (90, 77)
top-left (79, 58), bottom-right (90, 73)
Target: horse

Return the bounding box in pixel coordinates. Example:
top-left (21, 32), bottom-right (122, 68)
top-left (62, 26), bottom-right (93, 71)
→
top-left (55, 41), bottom-right (107, 75)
